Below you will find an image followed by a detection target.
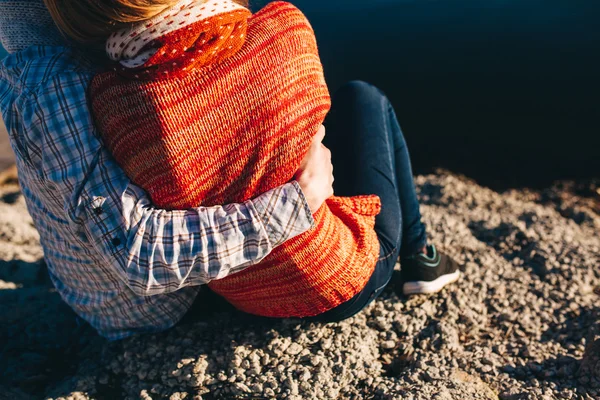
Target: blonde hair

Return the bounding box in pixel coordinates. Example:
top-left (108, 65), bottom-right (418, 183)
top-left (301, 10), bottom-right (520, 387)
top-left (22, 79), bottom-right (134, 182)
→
top-left (43, 0), bottom-right (249, 44)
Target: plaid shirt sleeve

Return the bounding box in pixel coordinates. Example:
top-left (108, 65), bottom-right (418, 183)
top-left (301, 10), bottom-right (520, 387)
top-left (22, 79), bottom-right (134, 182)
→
top-left (2, 48), bottom-right (314, 297)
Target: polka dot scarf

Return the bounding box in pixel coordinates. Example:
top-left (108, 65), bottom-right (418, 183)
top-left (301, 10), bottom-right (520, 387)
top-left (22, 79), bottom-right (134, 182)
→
top-left (106, 0), bottom-right (250, 80)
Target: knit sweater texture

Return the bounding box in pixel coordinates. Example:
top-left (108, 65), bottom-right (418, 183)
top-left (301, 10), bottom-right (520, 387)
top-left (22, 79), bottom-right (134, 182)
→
top-left (0, 0), bottom-right (64, 53)
top-left (90, 1), bottom-right (381, 317)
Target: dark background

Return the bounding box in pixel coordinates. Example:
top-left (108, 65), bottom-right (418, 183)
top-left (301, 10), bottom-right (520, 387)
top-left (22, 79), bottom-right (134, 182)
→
top-left (2, 1), bottom-right (599, 189)
top-left (251, 0), bottom-right (600, 189)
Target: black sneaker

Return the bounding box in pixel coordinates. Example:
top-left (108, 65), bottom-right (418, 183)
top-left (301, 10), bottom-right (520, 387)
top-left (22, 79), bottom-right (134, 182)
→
top-left (400, 244), bottom-right (460, 295)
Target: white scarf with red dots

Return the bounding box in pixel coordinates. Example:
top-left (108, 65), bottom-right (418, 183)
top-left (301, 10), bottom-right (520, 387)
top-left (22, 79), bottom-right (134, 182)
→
top-left (106, 0), bottom-right (247, 68)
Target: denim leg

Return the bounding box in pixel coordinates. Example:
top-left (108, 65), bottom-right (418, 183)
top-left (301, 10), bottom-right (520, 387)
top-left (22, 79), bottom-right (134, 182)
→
top-left (323, 81), bottom-right (403, 258)
top-left (384, 96), bottom-right (428, 257)
top-left (324, 81), bottom-right (427, 257)
top-left (324, 80), bottom-right (428, 252)
top-left (313, 81), bottom-right (427, 322)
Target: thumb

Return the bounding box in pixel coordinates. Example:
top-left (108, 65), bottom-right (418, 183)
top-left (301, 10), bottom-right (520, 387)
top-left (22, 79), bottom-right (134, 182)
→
top-left (313, 124), bottom-right (326, 145)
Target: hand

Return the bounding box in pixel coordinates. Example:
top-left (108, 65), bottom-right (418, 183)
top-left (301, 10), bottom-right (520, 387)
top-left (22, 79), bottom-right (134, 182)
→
top-left (294, 125), bottom-right (334, 214)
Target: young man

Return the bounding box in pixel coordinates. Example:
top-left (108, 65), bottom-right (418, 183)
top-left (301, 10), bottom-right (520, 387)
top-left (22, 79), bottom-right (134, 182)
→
top-left (0, 0), bottom-right (334, 340)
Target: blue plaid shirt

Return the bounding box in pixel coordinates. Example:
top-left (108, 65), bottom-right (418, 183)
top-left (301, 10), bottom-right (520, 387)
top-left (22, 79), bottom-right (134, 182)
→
top-left (0, 46), bottom-right (314, 340)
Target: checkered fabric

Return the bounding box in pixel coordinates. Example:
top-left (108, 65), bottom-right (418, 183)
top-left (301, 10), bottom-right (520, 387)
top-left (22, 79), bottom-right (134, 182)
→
top-left (0, 45), bottom-right (313, 339)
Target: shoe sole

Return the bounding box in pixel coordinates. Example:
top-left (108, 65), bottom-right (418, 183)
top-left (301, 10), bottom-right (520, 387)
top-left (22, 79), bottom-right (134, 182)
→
top-left (402, 270), bottom-right (461, 295)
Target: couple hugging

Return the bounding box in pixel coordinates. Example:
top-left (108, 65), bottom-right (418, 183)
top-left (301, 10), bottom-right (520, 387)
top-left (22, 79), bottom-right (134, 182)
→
top-left (0, 0), bottom-right (459, 339)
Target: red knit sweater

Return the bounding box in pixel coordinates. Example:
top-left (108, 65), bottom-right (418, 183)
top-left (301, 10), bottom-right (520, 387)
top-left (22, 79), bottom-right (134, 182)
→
top-left (90, 1), bottom-right (381, 317)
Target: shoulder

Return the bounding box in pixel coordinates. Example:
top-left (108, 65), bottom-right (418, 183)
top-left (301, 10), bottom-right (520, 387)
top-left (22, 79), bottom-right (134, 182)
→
top-left (1, 46), bottom-right (96, 95)
top-left (256, 1), bottom-right (307, 16)
top-left (0, 46), bottom-right (100, 140)
top-left (248, 2), bottom-right (317, 52)
top-left (0, 46), bottom-right (104, 181)
top-left (251, 2), bottom-right (312, 29)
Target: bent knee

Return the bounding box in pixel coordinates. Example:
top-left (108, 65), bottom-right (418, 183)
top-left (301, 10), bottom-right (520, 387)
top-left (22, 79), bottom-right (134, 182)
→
top-left (336, 80), bottom-right (386, 100)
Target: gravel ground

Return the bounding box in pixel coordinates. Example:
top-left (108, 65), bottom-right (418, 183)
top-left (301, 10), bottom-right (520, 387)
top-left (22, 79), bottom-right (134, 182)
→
top-left (0, 170), bottom-right (598, 400)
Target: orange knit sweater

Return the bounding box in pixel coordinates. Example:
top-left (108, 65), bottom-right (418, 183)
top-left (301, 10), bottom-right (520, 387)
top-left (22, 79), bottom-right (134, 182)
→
top-left (90, 1), bottom-right (381, 317)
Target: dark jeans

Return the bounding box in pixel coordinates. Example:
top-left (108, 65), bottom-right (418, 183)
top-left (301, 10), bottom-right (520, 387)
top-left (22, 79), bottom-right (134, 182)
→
top-left (313, 81), bottom-right (427, 322)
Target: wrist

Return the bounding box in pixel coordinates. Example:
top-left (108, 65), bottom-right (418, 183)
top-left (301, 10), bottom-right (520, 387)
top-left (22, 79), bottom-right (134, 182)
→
top-left (291, 180), bottom-right (317, 218)
top-left (251, 182), bottom-right (315, 247)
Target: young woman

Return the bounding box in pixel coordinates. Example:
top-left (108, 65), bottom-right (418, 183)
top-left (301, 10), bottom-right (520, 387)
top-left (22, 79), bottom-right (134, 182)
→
top-left (42, 0), bottom-right (460, 323)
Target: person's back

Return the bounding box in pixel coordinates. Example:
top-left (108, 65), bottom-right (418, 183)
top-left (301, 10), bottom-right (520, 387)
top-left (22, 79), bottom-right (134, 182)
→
top-left (86, 0), bottom-right (382, 317)
top-left (0, 0), bottom-right (331, 339)
top-left (93, 1), bottom-right (329, 209)
top-left (0, 44), bottom-right (204, 339)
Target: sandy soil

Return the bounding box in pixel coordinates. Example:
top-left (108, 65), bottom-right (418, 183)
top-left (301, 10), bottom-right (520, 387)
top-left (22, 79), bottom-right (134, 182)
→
top-left (0, 118), bottom-right (15, 172)
top-left (0, 171), bottom-right (598, 400)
